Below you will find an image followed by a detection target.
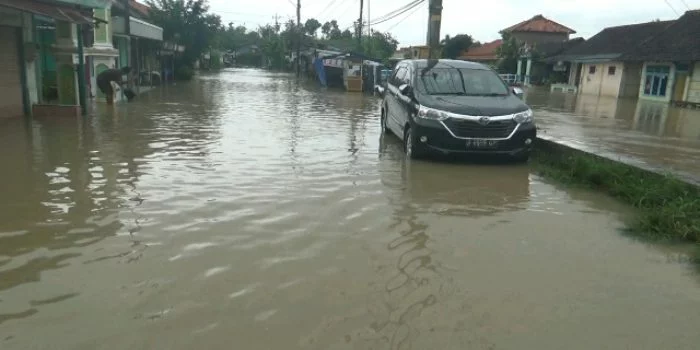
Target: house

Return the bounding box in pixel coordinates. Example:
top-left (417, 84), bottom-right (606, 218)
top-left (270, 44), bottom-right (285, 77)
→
top-left (390, 45), bottom-right (430, 62)
top-left (554, 20), bottom-right (673, 98)
top-left (458, 40), bottom-right (502, 67)
top-left (1, 0), bottom-right (107, 118)
top-left (504, 15), bottom-right (577, 85)
top-left (457, 14), bottom-right (577, 85)
top-left (111, 0), bottom-right (165, 95)
top-left (528, 37), bottom-right (585, 85)
top-left (620, 10), bottom-right (700, 105)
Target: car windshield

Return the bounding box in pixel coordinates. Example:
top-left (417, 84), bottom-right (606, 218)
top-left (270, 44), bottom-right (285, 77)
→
top-left (416, 67), bottom-right (509, 96)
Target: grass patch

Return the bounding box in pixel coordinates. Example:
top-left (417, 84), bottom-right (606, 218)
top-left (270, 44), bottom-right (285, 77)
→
top-left (531, 142), bottom-right (700, 244)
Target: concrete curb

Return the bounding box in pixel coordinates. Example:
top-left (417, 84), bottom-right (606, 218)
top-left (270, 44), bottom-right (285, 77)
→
top-left (534, 136), bottom-right (700, 188)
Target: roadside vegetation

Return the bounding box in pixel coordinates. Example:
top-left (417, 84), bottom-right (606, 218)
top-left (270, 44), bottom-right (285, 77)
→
top-left (531, 143), bottom-right (700, 246)
top-left (143, 0), bottom-right (485, 78)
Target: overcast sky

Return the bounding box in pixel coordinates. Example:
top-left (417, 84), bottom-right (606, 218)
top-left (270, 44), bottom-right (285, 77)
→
top-left (206, 0), bottom-right (700, 46)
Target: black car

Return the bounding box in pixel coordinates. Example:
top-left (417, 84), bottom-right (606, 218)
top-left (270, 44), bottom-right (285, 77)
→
top-left (380, 59), bottom-right (535, 161)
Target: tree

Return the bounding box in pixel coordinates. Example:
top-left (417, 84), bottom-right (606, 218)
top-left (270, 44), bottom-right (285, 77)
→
top-left (364, 30), bottom-right (399, 60)
top-left (495, 32), bottom-right (523, 73)
top-left (340, 29), bottom-right (353, 39)
top-left (147, 0), bottom-right (222, 69)
top-left (304, 18), bottom-right (322, 37)
top-left (324, 20), bottom-right (341, 39)
top-left (441, 34), bottom-right (475, 59)
top-left (321, 21), bottom-right (331, 37)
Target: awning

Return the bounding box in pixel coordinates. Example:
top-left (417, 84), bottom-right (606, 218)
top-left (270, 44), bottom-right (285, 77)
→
top-left (0, 0), bottom-right (94, 24)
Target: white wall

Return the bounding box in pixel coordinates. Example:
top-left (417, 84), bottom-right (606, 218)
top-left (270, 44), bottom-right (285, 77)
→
top-left (619, 63), bottom-right (643, 98)
top-left (687, 62), bottom-right (700, 103)
top-left (22, 13), bottom-right (39, 105)
top-left (578, 62), bottom-right (624, 98)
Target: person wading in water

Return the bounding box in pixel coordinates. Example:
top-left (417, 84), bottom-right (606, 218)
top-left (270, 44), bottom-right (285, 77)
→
top-left (97, 66), bottom-right (134, 104)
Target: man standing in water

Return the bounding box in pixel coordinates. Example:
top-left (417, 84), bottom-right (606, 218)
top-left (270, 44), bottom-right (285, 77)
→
top-left (97, 66), bottom-right (133, 104)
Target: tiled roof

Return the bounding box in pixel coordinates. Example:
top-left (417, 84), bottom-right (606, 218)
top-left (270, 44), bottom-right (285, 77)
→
top-left (130, 0), bottom-right (150, 17)
top-left (535, 37), bottom-right (585, 57)
top-left (501, 14), bottom-right (576, 34)
top-left (560, 20), bottom-right (673, 58)
top-left (621, 10), bottom-right (700, 61)
top-left (458, 39), bottom-right (503, 61)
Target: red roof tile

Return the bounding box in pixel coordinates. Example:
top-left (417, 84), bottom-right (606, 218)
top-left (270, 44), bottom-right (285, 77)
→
top-left (130, 0), bottom-right (150, 17)
top-left (501, 14), bottom-right (576, 34)
top-left (458, 40), bottom-right (503, 61)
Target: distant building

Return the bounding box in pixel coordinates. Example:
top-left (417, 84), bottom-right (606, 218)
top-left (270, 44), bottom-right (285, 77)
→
top-left (552, 20), bottom-right (672, 98)
top-left (458, 40), bottom-right (502, 67)
top-left (620, 10), bottom-right (700, 105)
top-left (458, 14), bottom-right (578, 85)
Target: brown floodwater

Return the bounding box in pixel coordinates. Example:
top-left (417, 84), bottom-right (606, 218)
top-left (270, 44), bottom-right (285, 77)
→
top-left (1, 69), bottom-right (700, 349)
top-left (525, 88), bottom-right (700, 185)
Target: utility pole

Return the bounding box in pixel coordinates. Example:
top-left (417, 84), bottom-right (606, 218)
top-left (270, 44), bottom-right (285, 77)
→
top-left (123, 0), bottom-right (133, 92)
top-left (296, 0), bottom-right (301, 77)
top-left (273, 13), bottom-right (281, 32)
top-left (426, 0), bottom-right (443, 60)
top-left (357, 0), bottom-right (364, 51)
top-left (367, 0), bottom-right (371, 55)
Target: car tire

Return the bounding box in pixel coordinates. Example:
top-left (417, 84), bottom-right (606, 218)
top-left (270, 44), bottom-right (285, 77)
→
top-left (404, 127), bottom-right (424, 159)
top-left (381, 109), bottom-right (390, 134)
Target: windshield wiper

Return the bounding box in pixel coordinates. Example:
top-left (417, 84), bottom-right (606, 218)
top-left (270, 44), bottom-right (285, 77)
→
top-left (430, 92), bottom-right (467, 95)
top-left (464, 93), bottom-right (508, 97)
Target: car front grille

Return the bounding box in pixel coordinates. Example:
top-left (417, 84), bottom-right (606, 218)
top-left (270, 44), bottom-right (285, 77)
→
top-left (442, 118), bottom-right (517, 139)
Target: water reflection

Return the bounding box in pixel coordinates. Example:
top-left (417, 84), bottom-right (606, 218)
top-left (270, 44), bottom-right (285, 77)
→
top-left (379, 135), bottom-right (530, 218)
top-left (2, 70), bottom-right (700, 349)
top-left (527, 88), bottom-right (700, 183)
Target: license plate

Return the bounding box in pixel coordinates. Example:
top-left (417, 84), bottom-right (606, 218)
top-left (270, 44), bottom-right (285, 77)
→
top-left (466, 139), bottom-right (499, 149)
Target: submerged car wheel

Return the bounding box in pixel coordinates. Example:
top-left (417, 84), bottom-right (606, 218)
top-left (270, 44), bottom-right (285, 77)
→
top-left (381, 109), bottom-right (390, 134)
top-left (404, 127), bottom-right (424, 159)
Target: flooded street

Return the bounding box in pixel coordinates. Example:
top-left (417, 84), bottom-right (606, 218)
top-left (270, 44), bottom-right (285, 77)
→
top-left (2, 69), bottom-right (700, 349)
top-left (527, 89), bottom-right (700, 185)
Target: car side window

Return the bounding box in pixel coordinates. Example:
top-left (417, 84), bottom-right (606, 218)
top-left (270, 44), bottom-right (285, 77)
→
top-left (401, 67), bottom-right (412, 86)
top-left (392, 67), bottom-right (407, 86)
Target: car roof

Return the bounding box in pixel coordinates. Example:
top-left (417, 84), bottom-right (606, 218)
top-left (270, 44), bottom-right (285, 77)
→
top-left (399, 59), bottom-right (491, 70)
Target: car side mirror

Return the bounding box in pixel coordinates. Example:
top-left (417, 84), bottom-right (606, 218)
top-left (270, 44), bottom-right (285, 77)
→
top-left (512, 86), bottom-right (524, 99)
top-left (399, 84), bottom-right (413, 97)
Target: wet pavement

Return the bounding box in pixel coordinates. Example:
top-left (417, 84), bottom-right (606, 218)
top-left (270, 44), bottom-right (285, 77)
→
top-left (2, 69), bottom-right (700, 349)
top-left (526, 89), bottom-right (700, 185)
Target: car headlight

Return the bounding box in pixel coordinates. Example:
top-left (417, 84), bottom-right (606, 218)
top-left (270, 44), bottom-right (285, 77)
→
top-left (513, 109), bottom-right (533, 124)
top-left (417, 106), bottom-right (448, 121)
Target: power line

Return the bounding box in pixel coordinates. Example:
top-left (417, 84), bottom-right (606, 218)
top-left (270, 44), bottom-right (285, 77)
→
top-left (368, 0), bottom-right (423, 25)
top-left (368, 0), bottom-right (422, 23)
top-left (385, 2), bottom-right (422, 32)
top-left (315, 0), bottom-right (340, 18)
top-left (679, 0), bottom-right (691, 10)
top-left (369, 0), bottom-right (425, 26)
top-left (324, 0), bottom-right (358, 21)
top-left (662, 0), bottom-right (679, 15)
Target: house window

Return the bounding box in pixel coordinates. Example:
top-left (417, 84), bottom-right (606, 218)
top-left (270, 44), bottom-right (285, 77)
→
top-left (588, 65), bottom-right (596, 74)
top-left (608, 66), bottom-right (616, 75)
top-left (643, 65), bottom-right (670, 97)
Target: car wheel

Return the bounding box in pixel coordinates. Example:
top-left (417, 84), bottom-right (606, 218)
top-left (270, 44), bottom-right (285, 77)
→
top-left (404, 127), bottom-right (423, 159)
top-left (381, 109), bottom-right (390, 134)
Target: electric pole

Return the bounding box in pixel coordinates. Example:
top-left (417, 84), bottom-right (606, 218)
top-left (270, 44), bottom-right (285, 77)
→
top-left (296, 0), bottom-right (301, 77)
top-left (273, 13), bottom-right (281, 32)
top-left (358, 0), bottom-right (364, 51)
top-left (427, 0), bottom-right (443, 60)
top-left (367, 0), bottom-right (371, 55)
